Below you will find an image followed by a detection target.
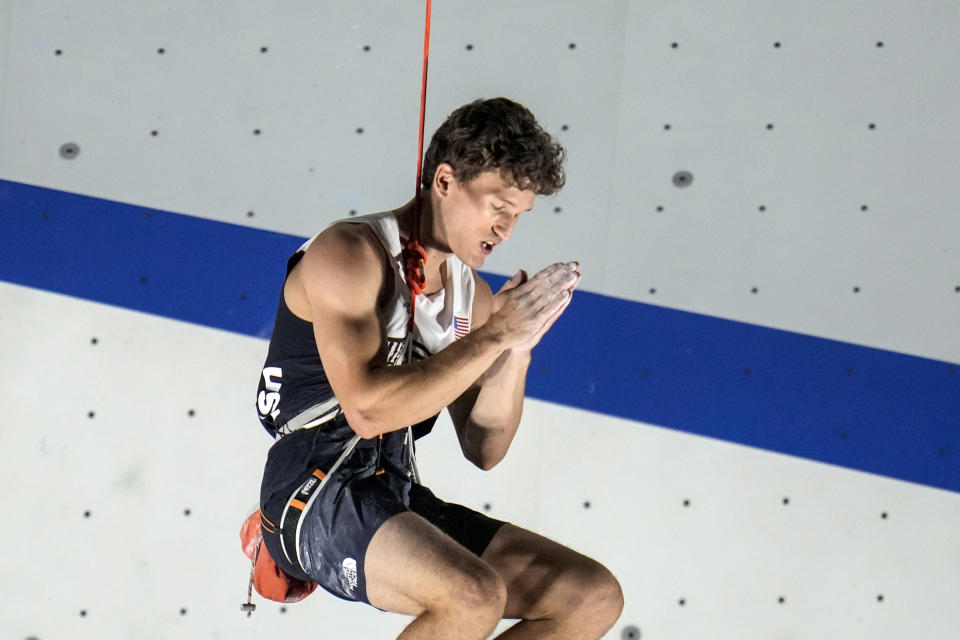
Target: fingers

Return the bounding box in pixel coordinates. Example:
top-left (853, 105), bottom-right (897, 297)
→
top-left (518, 262), bottom-right (580, 299)
top-left (537, 292), bottom-right (573, 336)
top-left (544, 286), bottom-right (572, 316)
top-left (515, 288), bottom-right (574, 351)
top-left (508, 262), bottom-right (579, 320)
top-left (496, 269), bottom-right (528, 295)
top-left (488, 261), bottom-right (581, 350)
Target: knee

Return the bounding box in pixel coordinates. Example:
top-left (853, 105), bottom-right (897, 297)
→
top-left (588, 564), bottom-right (624, 624)
top-left (566, 560), bottom-right (624, 627)
top-left (447, 561), bottom-right (507, 622)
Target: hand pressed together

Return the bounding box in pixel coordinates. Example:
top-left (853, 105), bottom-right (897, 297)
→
top-left (487, 261), bottom-right (581, 352)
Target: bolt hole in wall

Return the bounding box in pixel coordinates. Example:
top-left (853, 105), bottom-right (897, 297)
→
top-left (48, 50), bottom-right (921, 308)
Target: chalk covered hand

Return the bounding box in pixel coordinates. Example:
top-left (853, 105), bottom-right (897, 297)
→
top-left (489, 262), bottom-right (581, 352)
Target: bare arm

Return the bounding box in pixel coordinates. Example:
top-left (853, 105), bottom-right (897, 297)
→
top-left (450, 264), bottom-right (580, 469)
top-left (298, 225), bottom-right (575, 439)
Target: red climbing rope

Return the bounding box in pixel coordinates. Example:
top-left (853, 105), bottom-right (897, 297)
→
top-left (402, 0), bottom-right (432, 333)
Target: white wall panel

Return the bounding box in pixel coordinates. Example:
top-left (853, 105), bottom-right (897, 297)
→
top-left (4, 1), bottom-right (957, 362)
top-left (3, 1), bottom-right (958, 361)
top-left (2, 1), bottom-right (959, 638)
top-left (6, 281), bottom-right (958, 639)
top-left (605, 1), bottom-right (960, 363)
top-left (419, 401), bottom-right (960, 640)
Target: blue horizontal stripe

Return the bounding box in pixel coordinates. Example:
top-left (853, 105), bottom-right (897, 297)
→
top-left (3, 178), bottom-right (958, 493)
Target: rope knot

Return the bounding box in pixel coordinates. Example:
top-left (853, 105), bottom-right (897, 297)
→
top-left (402, 240), bottom-right (427, 297)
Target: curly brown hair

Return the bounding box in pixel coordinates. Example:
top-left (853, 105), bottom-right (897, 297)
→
top-left (421, 98), bottom-right (566, 195)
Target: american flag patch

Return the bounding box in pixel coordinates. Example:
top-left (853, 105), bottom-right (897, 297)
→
top-left (454, 315), bottom-right (470, 339)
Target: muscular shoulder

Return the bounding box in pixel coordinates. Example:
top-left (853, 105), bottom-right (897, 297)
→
top-left (471, 270), bottom-right (494, 327)
top-left (296, 222), bottom-right (388, 319)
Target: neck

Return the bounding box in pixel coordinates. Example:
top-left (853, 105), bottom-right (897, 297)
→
top-left (396, 189), bottom-right (451, 267)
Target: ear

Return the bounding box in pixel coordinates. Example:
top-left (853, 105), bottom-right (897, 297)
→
top-left (433, 163), bottom-right (456, 196)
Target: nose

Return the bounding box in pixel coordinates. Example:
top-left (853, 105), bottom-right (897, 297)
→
top-left (493, 213), bottom-right (517, 242)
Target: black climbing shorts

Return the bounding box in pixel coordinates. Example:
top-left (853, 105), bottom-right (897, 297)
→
top-left (259, 421), bottom-right (507, 606)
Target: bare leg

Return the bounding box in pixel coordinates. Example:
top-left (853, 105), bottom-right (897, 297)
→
top-left (481, 524), bottom-right (624, 640)
top-left (365, 512), bottom-right (508, 640)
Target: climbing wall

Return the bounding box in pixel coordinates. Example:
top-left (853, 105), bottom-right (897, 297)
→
top-left (1, 1), bottom-right (958, 639)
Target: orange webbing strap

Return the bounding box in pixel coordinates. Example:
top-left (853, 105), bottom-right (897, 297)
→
top-left (241, 436), bottom-right (358, 614)
top-left (279, 434), bottom-right (361, 570)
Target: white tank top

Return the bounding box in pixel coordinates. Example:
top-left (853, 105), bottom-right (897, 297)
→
top-left (305, 210), bottom-right (476, 365)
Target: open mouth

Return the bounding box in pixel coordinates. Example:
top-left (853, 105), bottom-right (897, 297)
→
top-left (481, 241), bottom-right (493, 254)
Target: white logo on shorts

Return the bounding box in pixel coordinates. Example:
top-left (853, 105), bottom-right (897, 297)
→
top-left (342, 557), bottom-right (359, 593)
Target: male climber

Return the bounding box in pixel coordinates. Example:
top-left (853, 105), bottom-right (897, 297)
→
top-left (255, 97), bottom-right (623, 639)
